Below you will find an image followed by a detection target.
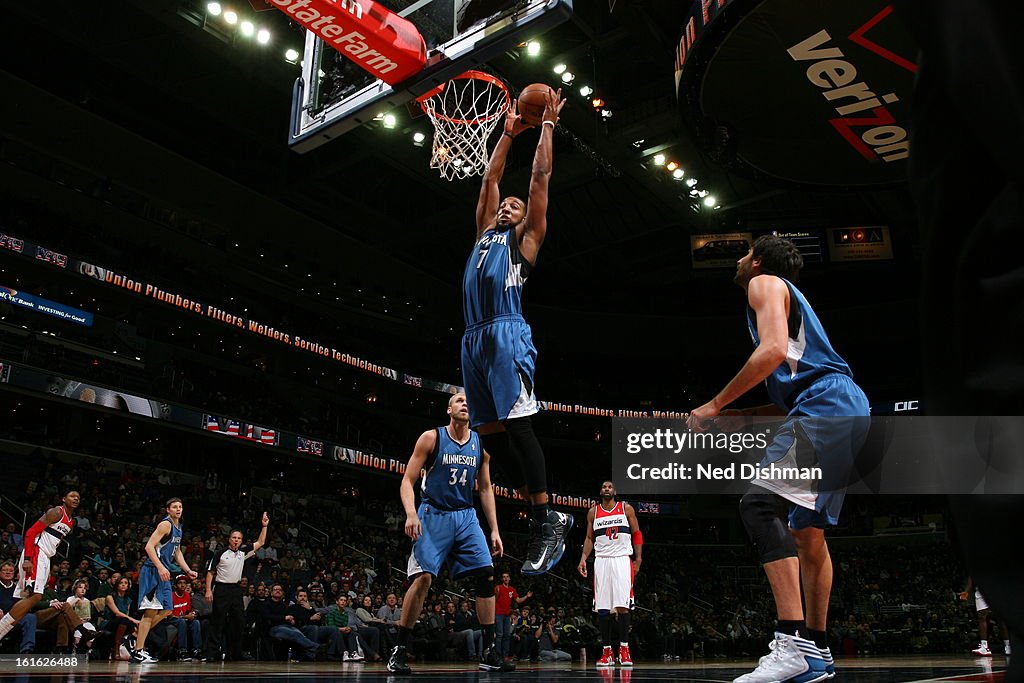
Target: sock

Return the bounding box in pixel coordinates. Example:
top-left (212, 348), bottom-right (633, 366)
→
top-left (617, 612), bottom-right (631, 645)
top-left (0, 613), bottom-right (15, 640)
top-left (777, 620), bottom-right (805, 637)
top-left (396, 626), bottom-right (411, 647)
top-left (598, 612), bottom-right (613, 647)
top-left (809, 629), bottom-right (829, 649)
top-left (980, 639), bottom-right (988, 648)
top-left (482, 624), bottom-right (495, 650)
top-left (531, 504), bottom-right (549, 525)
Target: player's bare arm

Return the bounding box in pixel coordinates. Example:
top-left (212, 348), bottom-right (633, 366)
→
top-left (476, 105), bottom-right (531, 238)
top-left (175, 546), bottom-right (197, 580)
top-left (577, 505), bottom-right (596, 577)
top-left (477, 451), bottom-right (503, 557)
top-left (688, 275), bottom-right (789, 429)
top-left (401, 430), bottom-right (438, 541)
top-left (519, 88), bottom-right (566, 264)
top-left (146, 520), bottom-right (173, 581)
top-left (625, 503), bottom-right (642, 574)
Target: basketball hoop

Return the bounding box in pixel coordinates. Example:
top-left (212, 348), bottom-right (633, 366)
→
top-left (417, 71), bottom-right (511, 181)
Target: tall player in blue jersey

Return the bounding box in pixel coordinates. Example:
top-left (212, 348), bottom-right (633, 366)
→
top-left (387, 393), bottom-right (512, 674)
top-left (689, 235), bottom-right (870, 683)
top-left (462, 87), bottom-right (573, 577)
top-left (131, 497), bottom-right (198, 664)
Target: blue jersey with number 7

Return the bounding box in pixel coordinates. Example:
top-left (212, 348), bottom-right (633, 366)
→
top-left (421, 427), bottom-right (481, 511)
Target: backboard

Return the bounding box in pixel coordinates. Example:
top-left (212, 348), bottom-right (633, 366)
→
top-left (288, 0), bottom-right (573, 152)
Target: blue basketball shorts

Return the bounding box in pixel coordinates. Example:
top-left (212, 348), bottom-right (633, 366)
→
top-left (407, 504), bottom-right (492, 579)
top-left (461, 315), bottom-right (538, 427)
top-left (755, 374), bottom-right (871, 529)
top-left (138, 564), bottom-right (173, 611)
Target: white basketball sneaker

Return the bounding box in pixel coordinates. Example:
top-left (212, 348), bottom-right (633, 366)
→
top-left (733, 633), bottom-right (828, 683)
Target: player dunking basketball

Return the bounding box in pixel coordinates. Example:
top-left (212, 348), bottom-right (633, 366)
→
top-left (0, 490), bottom-right (80, 645)
top-left (131, 497), bottom-right (198, 664)
top-left (688, 235), bottom-right (870, 683)
top-left (462, 87), bottom-right (572, 576)
top-left (387, 392), bottom-right (512, 674)
top-left (578, 481), bottom-right (642, 668)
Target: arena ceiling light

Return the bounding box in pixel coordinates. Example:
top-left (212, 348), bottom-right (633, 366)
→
top-left (207, 2), bottom-right (222, 15)
top-left (686, 177), bottom-right (698, 187)
top-left (257, 28), bottom-right (271, 44)
top-left (526, 41), bottom-right (541, 56)
top-left (560, 71), bottom-right (575, 84)
top-left (383, 113), bottom-right (397, 129)
top-left (284, 48), bottom-right (299, 62)
top-left (600, 110), bottom-right (613, 119)
top-left (703, 195), bottom-right (717, 207)
top-left (666, 161), bottom-right (679, 171)
top-left (223, 9), bottom-right (238, 24)
top-left (553, 63), bottom-right (567, 75)
top-left (412, 131), bottom-right (426, 144)
top-left (672, 168), bottom-right (685, 180)
top-left (240, 20), bottom-right (254, 36)
top-left (652, 154), bottom-right (665, 166)
top-left (579, 85), bottom-right (593, 97)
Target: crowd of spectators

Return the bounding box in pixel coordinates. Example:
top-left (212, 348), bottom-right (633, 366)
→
top-left (0, 451), bottom-right (985, 664)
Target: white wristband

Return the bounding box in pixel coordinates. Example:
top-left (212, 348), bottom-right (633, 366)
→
top-left (542, 120), bottom-right (555, 127)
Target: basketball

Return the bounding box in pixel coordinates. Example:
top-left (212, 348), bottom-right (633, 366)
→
top-left (517, 83), bottom-right (553, 126)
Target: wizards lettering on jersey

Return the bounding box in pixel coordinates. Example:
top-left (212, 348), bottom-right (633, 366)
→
top-left (594, 517), bottom-right (629, 531)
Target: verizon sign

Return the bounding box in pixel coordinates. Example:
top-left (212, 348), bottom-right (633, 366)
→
top-left (269, 0), bottom-right (426, 84)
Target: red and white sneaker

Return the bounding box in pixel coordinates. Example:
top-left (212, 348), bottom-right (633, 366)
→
top-left (618, 645), bottom-right (633, 667)
top-left (972, 643), bottom-right (993, 657)
top-left (596, 647), bottom-right (616, 668)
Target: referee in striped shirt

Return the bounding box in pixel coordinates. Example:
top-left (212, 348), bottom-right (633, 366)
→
top-left (203, 512), bottom-right (269, 662)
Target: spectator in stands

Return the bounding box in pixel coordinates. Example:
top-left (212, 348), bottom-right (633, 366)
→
top-left (322, 594), bottom-right (360, 661)
top-left (355, 594), bottom-right (391, 654)
top-left (341, 594), bottom-right (382, 661)
top-left (101, 577), bottom-right (139, 659)
top-left (64, 579), bottom-right (97, 654)
top-left (513, 605), bottom-right (539, 661)
top-left (96, 570), bottom-right (121, 599)
top-left (292, 588), bottom-right (338, 658)
top-left (0, 561), bottom-right (36, 654)
top-left (5, 524), bottom-right (22, 552)
top-left (377, 592), bottom-right (401, 640)
top-left (169, 576), bottom-right (202, 661)
top-left (494, 571), bottom-right (532, 659)
top-left (455, 599), bottom-right (483, 660)
top-left (35, 580), bottom-right (93, 654)
top-left (536, 613), bottom-right (570, 662)
top-left (260, 584), bottom-right (318, 661)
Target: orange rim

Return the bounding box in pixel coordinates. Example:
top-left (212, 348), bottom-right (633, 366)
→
top-left (416, 70), bottom-right (511, 125)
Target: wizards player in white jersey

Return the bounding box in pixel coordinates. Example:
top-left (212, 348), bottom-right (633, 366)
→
top-left (388, 393), bottom-right (512, 674)
top-left (131, 497), bottom-right (197, 664)
top-left (462, 88), bottom-right (572, 577)
top-left (0, 490), bottom-right (80, 645)
top-left (690, 235), bottom-right (869, 683)
top-left (578, 481), bottom-right (642, 668)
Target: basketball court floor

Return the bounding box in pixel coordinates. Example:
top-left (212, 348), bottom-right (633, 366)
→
top-left (0, 657), bottom-right (1007, 682)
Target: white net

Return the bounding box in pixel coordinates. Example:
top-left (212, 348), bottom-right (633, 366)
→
top-left (419, 72), bottom-right (510, 181)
